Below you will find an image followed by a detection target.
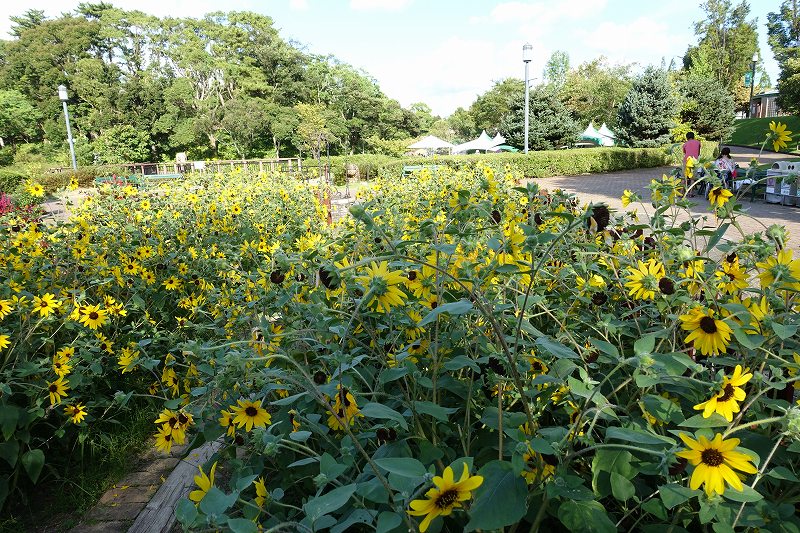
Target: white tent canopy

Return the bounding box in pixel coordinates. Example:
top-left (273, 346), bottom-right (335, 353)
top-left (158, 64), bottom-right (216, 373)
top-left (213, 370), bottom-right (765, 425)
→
top-left (407, 135), bottom-right (455, 150)
top-left (579, 123), bottom-right (603, 145)
top-left (452, 130), bottom-right (504, 154)
top-left (597, 123), bottom-right (616, 146)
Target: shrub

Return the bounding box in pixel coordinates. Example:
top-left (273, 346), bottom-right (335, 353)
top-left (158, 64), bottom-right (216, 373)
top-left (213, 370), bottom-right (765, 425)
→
top-left (309, 147), bottom-right (677, 182)
top-left (0, 168), bottom-right (27, 193)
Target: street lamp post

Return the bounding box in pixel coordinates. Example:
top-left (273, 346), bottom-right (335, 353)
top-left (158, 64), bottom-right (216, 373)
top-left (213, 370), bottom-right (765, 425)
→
top-left (523, 43), bottom-right (532, 154)
top-left (747, 52), bottom-right (757, 119)
top-left (58, 85), bottom-right (77, 170)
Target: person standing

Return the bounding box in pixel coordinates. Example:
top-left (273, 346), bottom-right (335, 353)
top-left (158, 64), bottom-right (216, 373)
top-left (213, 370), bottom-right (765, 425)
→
top-left (682, 132), bottom-right (702, 192)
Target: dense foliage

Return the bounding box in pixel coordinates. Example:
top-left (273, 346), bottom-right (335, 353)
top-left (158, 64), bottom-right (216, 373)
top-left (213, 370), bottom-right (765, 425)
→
top-left (0, 8), bottom-right (423, 161)
top-left (769, 0), bottom-right (800, 114)
top-left (2, 143), bottom-right (799, 530)
top-left (616, 67), bottom-right (677, 148)
top-left (499, 85), bottom-right (582, 150)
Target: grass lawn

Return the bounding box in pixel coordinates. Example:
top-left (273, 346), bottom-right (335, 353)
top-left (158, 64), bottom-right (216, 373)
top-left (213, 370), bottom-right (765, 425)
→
top-left (727, 116), bottom-right (800, 149)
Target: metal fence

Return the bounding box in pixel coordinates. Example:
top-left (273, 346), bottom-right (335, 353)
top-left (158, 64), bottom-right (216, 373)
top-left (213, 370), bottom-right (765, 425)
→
top-left (48, 157), bottom-right (304, 176)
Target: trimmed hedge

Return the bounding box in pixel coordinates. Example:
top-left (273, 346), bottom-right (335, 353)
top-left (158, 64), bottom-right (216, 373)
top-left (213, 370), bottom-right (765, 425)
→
top-left (309, 145), bottom-right (715, 181)
top-left (0, 169), bottom-right (27, 193)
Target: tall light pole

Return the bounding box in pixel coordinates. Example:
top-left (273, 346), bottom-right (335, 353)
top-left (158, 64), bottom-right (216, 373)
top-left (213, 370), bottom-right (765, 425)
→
top-left (747, 52), bottom-right (757, 119)
top-left (58, 84), bottom-right (77, 170)
top-left (523, 43), bottom-right (532, 154)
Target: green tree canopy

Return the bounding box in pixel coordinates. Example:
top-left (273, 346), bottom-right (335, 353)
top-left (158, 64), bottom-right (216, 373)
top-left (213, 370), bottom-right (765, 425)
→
top-left (0, 90), bottom-right (41, 145)
top-left (499, 85), bottom-right (580, 150)
top-left (616, 67), bottom-right (677, 148)
top-left (768, 0), bottom-right (800, 113)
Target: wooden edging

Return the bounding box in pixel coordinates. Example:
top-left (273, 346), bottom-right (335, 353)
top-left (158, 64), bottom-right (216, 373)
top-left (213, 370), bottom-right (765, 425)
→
top-left (128, 439), bottom-right (224, 533)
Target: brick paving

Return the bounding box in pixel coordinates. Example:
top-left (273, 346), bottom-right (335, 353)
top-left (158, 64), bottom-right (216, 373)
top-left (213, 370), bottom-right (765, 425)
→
top-left (69, 445), bottom-right (187, 533)
top-left (528, 164), bottom-right (800, 252)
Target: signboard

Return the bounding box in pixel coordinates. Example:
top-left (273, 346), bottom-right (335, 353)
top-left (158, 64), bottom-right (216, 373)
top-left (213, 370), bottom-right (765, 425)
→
top-left (744, 72), bottom-right (753, 87)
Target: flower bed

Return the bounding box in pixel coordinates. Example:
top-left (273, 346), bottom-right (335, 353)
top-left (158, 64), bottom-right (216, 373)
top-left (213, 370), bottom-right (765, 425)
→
top-left (1, 157), bottom-right (799, 531)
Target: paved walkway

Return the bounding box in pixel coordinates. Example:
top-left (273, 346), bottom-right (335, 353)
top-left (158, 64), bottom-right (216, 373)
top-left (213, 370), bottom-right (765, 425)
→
top-left (528, 165), bottom-right (800, 252)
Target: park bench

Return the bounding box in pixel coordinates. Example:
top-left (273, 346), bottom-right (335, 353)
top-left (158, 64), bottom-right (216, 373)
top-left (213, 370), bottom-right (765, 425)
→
top-left (402, 165), bottom-right (441, 177)
top-left (733, 170), bottom-right (768, 203)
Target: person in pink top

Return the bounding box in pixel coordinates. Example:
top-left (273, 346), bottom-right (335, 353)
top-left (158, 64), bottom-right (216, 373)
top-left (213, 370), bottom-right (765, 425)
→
top-left (682, 131), bottom-right (701, 191)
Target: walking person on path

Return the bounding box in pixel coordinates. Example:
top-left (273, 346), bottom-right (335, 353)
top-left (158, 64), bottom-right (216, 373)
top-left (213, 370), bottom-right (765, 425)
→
top-left (682, 131), bottom-right (701, 193)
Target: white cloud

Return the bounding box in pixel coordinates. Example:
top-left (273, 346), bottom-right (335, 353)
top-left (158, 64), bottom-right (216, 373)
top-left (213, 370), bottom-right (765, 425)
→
top-left (576, 16), bottom-right (691, 67)
top-left (349, 0), bottom-right (411, 11)
top-left (289, 0), bottom-right (309, 11)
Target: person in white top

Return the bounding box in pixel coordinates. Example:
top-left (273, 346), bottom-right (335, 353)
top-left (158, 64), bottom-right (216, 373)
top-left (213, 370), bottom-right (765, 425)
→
top-left (715, 147), bottom-right (736, 188)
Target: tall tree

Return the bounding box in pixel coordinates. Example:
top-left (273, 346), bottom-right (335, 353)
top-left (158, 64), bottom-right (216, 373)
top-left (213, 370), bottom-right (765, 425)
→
top-left (616, 67), bottom-right (676, 148)
top-left (542, 51), bottom-right (570, 90)
top-left (499, 85), bottom-right (580, 150)
top-left (686, 0), bottom-right (759, 112)
top-left (469, 78), bottom-right (523, 134)
top-left (0, 90), bottom-right (41, 145)
top-left (676, 75), bottom-right (735, 141)
top-left (560, 57), bottom-right (631, 128)
top-left (768, 0), bottom-right (800, 113)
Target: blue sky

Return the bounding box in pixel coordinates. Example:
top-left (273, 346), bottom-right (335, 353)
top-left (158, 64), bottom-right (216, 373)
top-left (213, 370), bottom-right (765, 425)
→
top-left (1, 0), bottom-right (782, 116)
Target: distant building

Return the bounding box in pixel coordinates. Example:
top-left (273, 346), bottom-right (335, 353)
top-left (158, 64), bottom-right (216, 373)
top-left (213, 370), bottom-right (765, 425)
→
top-left (749, 89), bottom-right (788, 118)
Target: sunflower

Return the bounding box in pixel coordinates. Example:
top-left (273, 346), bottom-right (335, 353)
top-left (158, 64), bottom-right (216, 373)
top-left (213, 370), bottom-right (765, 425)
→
top-left (154, 423), bottom-right (175, 453)
top-left (708, 187), bottom-right (733, 208)
top-left (326, 386), bottom-right (364, 430)
top-left (219, 409), bottom-right (236, 437)
top-left (68, 177), bottom-right (79, 190)
top-left (769, 120), bottom-right (792, 152)
top-left (47, 376), bottom-right (70, 405)
top-left (712, 259), bottom-right (748, 295)
top-left (522, 448), bottom-right (556, 484)
top-left (25, 182), bottom-right (45, 198)
top-left (230, 399), bottom-right (271, 432)
top-left (407, 463), bottom-right (484, 532)
top-left (685, 157), bottom-right (697, 179)
top-left (254, 477), bottom-right (268, 508)
top-left (189, 462), bottom-right (217, 503)
top-left (78, 304), bottom-right (109, 330)
top-left (693, 365), bottom-right (752, 422)
top-left (0, 335), bottom-right (9, 351)
top-left (64, 403), bottom-right (88, 424)
top-left (52, 354), bottom-right (72, 378)
top-left (621, 189), bottom-right (637, 207)
top-left (676, 433), bottom-right (757, 496)
top-left (756, 249), bottom-right (800, 291)
top-left (163, 276), bottom-right (182, 291)
top-left (680, 307), bottom-right (732, 356)
top-left (0, 299), bottom-right (14, 319)
top-left (33, 293), bottom-right (61, 317)
top-left (624, 259), bottom-right (665, 300)
top-left (356, 261), bottom-right (407, 313)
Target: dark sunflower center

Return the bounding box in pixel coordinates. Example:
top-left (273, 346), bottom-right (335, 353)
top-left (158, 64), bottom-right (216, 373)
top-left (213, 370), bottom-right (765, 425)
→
top-left (89, 312), bottom-right (99, 320)
top-left (700, 448), bottom-right (724, 467)
top-left (435, 489), bottom-right (460, 509)
top-left (178, 414), bottom-right (189, 425)
top-left (169, 416), bottom-right (179, 427)
top-left (245, 406), bottom-right (258, 417)
top-left (718, 384), bottom-right (735, 402)
top-left (165, 433), bottom-right (172, 442)
top-left (699, 316), bottom-right (718, 334)
top-left (40, 301), bottom-right (48, 308)
top-left (49, 384), bottom-right (57, 393)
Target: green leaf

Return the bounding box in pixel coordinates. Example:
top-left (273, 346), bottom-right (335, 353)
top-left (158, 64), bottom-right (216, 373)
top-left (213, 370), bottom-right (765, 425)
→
top-left (199, 487), bottom-right (237, 516)
top-left (679, 413), bottom-right (729, 428)
top-left (443, 355), bottom-right (480, 372)
top-left (0, 406), bottom-right (19, 441)
top-left (320, 453), bottom-right (347, 480)
top-left (766, 466), bottom-right (800, 482)
top-left (289, 431), bottom-right (312, 442)
top-left (557, 500), bottom-right (617, 533)
top-left (772, 321), bottom-right (798, 341)
top-left (0, 441), bottom-right (19, 468)
top-left (21, 449), bottom-right (44, 484)
top-left (303, 483), bottom-right (357, 522)
top-left (417, 299), bottom-right (473, 327)
top-left (589, 338), bottom-right (619, 357)
top-left (731, 325), bottom-right (764, 350)
top-left (659, 483), bottom-right (699, 509)
top-left (704, 223), bottom-right (730, 253)
top-left (373, 457), bottom-right (426, 478)
top-left (175, 498), bottom-right (198, 526)
top-left (465, 461), bottom-right (528, 531)
top-left (611, 472), bottom-right (636, 501)
top-left (605, 427), bottom-right (675, 446)
top-left (722, 485), bottom-right (763, 503)
top-left (360, 403), bottom-right (409, 430)
top-left (227, 518), bottom-right (258, 533)
top-left (634, 334), bottom-right (656, 356)
top-left (536, 337), bottom-right (579, 359)
top-left (376, 511), bottom-right (402, 533)
top-left (412, 401), bottom-right (458, 421)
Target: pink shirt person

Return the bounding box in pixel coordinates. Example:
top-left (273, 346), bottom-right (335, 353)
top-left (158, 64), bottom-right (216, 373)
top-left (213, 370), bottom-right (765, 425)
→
top-left (682, 133), bottom-right (701, 166)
